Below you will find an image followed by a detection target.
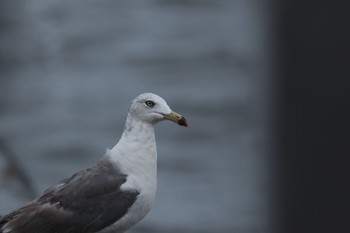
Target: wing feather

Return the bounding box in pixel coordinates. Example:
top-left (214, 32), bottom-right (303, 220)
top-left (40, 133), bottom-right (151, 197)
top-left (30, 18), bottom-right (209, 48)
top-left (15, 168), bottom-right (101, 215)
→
top-left (0, 158), bottom-right (139, 233)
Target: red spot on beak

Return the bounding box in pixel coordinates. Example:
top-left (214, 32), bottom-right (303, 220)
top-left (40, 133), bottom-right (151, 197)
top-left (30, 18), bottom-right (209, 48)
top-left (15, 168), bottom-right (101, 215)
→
top-left (179, 117), bottom-right (188, 127)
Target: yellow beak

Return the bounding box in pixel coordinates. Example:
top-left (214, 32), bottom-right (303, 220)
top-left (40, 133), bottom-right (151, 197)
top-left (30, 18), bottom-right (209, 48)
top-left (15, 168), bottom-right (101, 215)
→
top-left (162, 111), bottom-right (188, 127)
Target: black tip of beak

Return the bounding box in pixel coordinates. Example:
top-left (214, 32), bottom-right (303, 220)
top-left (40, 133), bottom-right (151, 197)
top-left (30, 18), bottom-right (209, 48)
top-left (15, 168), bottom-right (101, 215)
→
top-left (178, 117), bottom-right (188, 127)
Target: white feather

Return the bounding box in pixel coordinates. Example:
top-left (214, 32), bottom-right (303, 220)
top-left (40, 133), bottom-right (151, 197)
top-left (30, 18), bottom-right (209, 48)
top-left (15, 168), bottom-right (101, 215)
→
top-left (98, 94), bottom-right (168, 233)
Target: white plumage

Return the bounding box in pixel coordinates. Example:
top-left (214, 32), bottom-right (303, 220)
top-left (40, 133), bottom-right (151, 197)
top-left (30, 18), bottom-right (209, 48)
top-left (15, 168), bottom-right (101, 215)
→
top-left (0, 93), bottom-right (187, 233)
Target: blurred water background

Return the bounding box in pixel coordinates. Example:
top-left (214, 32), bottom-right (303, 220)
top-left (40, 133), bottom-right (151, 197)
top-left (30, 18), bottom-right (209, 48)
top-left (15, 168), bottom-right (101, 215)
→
top-left (0, 1), bottom-right (274, 232)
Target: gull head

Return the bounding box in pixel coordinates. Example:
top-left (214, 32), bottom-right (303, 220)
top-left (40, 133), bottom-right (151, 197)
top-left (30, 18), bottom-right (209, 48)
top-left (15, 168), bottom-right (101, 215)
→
top-left (128, 93), bottom-right (187, 127)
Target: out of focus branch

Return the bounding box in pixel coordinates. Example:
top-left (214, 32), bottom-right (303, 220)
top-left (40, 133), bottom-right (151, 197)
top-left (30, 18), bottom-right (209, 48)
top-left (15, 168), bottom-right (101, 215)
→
top-left (0, 137), bottom-right (36, 199)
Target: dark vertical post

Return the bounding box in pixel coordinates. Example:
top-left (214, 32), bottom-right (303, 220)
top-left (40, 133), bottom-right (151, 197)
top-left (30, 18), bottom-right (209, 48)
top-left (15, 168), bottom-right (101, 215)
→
top-left (277, 1), bottom-right (350, 233)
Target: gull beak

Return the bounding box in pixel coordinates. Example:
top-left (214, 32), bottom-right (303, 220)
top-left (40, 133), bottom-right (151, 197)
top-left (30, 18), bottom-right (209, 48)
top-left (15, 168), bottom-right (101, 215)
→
top-left (162, 111), bottom-right (188, 127)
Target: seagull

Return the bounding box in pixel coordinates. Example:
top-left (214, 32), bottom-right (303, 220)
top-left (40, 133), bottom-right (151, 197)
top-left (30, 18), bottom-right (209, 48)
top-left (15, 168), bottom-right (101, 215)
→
top-left (0, 93), bottom-right (187, 233)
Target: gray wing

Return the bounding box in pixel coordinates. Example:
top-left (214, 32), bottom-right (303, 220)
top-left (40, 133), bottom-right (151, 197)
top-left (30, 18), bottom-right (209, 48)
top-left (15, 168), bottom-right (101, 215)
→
top-left (0, 158), bottom-right (139, 233)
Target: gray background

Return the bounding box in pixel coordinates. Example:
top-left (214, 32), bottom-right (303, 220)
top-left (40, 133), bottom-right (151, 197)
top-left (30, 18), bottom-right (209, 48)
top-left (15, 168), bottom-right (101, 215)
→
top-left (0, 1), bottom-right (274, 232)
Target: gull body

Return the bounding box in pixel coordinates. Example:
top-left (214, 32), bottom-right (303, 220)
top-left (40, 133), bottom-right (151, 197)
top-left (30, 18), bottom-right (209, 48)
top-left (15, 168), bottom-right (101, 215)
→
top-left (0, 93), bottom-right (187, 233)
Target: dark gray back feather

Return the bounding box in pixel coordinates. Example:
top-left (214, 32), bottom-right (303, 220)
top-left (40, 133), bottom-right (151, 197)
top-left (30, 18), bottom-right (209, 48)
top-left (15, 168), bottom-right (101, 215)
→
top-left (0, 158), bottom-right (139, 233)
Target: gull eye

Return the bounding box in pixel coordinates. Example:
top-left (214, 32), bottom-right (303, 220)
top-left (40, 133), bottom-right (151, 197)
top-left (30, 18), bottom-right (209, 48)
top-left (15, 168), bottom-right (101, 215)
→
top-left (145, 100), bottom-right (155, 108)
